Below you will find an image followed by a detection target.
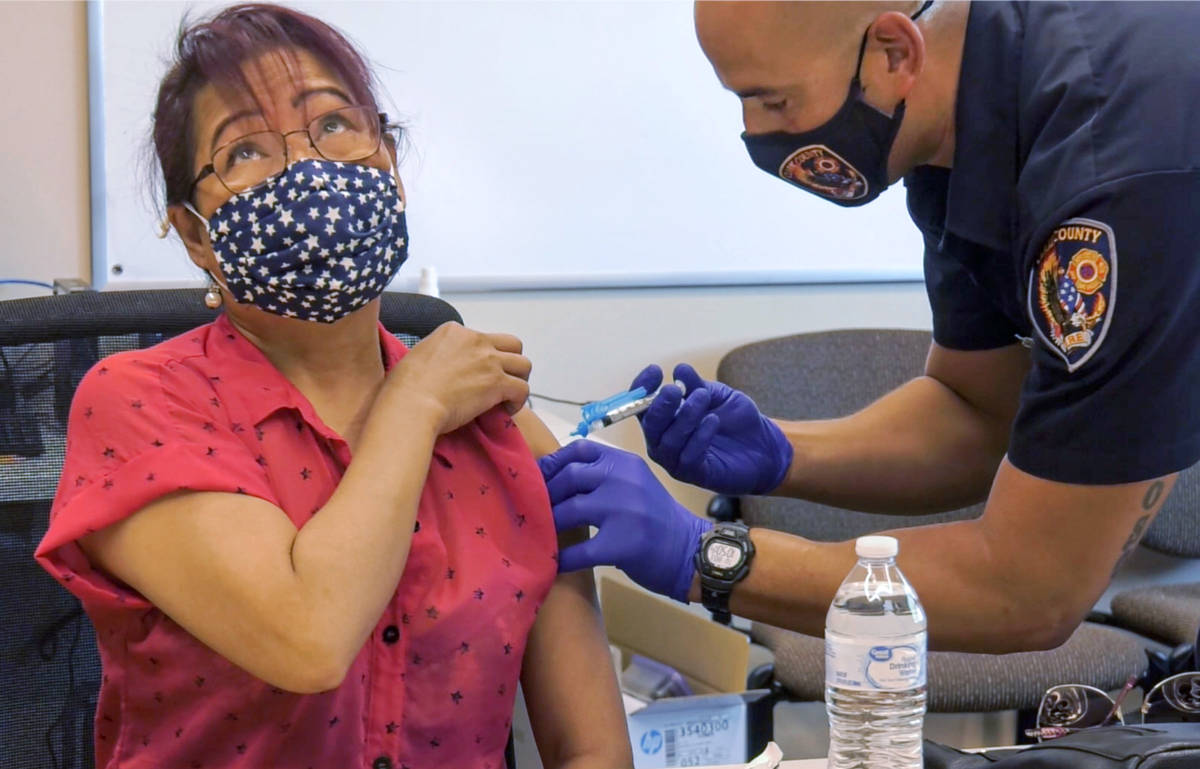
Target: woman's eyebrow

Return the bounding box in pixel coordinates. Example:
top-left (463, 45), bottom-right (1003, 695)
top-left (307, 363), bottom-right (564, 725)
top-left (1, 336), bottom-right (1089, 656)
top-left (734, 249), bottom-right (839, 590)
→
top-left (205, 87), bottom-right (353, 155)
top-left (209, 108), bottom-right (262, 154)
top-left (292, 86), bottom-right (353, 108)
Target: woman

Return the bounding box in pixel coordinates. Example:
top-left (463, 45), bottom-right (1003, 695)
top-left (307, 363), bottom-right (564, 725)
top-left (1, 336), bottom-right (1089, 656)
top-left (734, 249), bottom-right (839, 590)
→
top-left (35, 5), bottom-right (632, 769)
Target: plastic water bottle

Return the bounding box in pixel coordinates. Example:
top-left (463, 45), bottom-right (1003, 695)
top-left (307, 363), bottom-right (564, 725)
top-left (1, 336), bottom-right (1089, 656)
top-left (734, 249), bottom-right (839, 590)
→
top-left (825, 535), bottom-right (927, 769)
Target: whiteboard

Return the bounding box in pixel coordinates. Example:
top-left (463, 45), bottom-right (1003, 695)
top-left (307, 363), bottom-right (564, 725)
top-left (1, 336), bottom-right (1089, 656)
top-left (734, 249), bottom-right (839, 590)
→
top-left (89, 0), bottom-right (924, 292)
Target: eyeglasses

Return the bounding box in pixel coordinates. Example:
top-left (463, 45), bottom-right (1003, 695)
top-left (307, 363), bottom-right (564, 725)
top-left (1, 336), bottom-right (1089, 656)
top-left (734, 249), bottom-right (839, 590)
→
top-left (1027, 672), bottom-right (1200, 742)
top-left (188, 105), bottom-right (398, 200)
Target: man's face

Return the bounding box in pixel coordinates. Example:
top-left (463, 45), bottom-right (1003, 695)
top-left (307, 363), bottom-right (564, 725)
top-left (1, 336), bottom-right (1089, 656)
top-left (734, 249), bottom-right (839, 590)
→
top-left (694, 2), bottom-right (863, 137)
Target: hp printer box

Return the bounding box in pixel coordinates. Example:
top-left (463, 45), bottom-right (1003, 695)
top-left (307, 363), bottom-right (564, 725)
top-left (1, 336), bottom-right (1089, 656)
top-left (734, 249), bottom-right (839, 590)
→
top-left (627, 690), bottom-right (773, 769)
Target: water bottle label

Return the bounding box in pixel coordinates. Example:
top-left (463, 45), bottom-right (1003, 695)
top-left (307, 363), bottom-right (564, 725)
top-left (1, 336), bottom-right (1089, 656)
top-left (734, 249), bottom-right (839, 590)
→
top-left (825, 634), bottom-right (926, 691)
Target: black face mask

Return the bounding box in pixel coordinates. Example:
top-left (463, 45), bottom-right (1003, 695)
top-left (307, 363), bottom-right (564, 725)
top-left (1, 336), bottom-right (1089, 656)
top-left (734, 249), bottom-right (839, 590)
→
top-left (741, 1), bottom-right (933, 207)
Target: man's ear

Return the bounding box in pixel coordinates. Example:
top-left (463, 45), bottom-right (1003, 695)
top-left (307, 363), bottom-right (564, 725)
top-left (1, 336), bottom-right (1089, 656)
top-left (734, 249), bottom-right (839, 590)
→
top-left (864, 11), bottom-right (925, 105)
top-left (166, 204), bottom-right (216, 272)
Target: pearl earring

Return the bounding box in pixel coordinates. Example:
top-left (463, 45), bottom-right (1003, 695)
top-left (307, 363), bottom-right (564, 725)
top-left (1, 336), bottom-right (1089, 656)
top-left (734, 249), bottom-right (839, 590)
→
top-left (204, 283), bottom-right (223, 309)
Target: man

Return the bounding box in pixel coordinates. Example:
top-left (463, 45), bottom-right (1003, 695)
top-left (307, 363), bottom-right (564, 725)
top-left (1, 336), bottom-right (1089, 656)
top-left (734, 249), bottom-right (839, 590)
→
top-left (538, 1), bottom-right (1200, 653)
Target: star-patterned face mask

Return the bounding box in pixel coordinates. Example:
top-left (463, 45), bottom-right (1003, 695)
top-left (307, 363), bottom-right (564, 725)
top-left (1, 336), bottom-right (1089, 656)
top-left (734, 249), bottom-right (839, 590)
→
top-left (186, 158), bottom-right (409, 323)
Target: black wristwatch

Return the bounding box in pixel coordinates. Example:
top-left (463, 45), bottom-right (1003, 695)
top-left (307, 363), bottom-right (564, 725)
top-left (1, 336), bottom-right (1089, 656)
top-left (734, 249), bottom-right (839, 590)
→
top-left (694, 522), bottom-right (755, 625)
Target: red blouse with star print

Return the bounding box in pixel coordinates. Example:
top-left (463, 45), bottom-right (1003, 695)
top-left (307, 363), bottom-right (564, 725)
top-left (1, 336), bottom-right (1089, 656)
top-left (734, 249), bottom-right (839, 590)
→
top-left (36, 314), bottom-right (558, 769)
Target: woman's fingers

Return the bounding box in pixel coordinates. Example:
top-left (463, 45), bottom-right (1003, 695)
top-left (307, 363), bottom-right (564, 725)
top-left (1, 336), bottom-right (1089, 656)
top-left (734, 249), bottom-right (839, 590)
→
top-left (499, 375), bottom-right (532, 415)
top-left (495, 349), bottom-right (532, 414)
top-left (497, 350), bottom-right (533, 382)
top-left (484, 332), bottom-right (524, 355)
top-left (386, 324), bottom-right (535, 432)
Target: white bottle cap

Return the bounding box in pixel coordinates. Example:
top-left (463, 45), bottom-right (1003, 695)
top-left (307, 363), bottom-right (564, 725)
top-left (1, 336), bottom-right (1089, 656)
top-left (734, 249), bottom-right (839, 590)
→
top-left (417, 266), bottom-right (439, 298)
top-left (855, 535), bottom-right (898, 559)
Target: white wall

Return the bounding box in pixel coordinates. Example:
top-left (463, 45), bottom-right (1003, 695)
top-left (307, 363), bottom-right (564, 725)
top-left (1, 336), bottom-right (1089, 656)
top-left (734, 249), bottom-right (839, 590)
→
top-left (91, 0), bottom-right (926, 291)
top-left (0, 1), bottom-right (90, 300)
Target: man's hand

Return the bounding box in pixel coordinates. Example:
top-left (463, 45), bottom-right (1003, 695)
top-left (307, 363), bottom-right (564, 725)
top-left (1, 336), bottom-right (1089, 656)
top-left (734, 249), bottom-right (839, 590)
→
top-left (632, 363), bottom-right (793, 495)
top-left (537, 441), bottom-right (712, 602)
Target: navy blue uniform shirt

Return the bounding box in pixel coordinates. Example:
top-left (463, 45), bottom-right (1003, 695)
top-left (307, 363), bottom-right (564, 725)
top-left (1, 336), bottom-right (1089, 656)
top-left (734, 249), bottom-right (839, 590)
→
top-left (905, 1), bottom-right (1200, 484)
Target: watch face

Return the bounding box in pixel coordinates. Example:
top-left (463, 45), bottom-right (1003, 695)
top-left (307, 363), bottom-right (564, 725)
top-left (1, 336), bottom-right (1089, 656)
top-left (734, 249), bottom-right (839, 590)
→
top-left (705, 541), bottom-right (742, 570)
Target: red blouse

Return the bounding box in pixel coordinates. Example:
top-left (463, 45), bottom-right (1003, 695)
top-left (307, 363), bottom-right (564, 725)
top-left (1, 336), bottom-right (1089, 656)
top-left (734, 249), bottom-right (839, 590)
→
top-left (36, 314), bottom-right (558, 769)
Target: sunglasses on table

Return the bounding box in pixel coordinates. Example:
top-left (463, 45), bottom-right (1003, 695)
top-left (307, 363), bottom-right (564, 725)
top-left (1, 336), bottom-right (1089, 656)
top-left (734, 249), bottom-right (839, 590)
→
top-left (1027, 672), bottom-right (1200, 741)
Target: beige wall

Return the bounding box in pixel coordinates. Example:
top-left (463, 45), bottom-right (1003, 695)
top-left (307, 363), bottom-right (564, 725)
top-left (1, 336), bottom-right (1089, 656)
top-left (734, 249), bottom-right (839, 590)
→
top-left (0, 1), bottom-right (91, 300)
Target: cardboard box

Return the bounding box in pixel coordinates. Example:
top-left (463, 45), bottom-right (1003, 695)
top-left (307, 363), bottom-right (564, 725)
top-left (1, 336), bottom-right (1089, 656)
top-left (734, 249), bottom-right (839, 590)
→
top-left (601, 576), bottom-right (773, 768)
top-left (627, 690), bottom-right (774, 769)
top-left (601, 575), bottom-right (749, 694)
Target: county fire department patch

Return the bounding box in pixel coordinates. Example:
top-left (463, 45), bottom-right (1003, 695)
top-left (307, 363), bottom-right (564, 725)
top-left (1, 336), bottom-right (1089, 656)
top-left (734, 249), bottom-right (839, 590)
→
top-left (1028, 217), bottom-right (1117, 372)
top-left (779, 144), bottom-right (867, 201)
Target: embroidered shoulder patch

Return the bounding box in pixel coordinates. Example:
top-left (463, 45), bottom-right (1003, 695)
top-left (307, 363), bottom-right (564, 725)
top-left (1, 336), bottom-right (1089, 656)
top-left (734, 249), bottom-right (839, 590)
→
top-left (1027, 217), bottom-right (1117, 372)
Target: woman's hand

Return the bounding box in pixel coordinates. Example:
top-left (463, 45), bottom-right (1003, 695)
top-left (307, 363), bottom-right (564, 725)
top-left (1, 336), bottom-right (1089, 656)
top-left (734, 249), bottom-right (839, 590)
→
top-left (383, 322), bottom-right (533, 434)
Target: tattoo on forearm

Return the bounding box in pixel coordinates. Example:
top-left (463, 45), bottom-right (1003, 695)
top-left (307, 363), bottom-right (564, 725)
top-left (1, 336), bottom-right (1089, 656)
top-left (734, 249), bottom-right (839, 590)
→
top-left (1110, 480), bottom-right (1165, 579)
top-left (1111, 514), bottom-right (1152, 578)
top-left (1142, 481), bottom-right (1165, 510)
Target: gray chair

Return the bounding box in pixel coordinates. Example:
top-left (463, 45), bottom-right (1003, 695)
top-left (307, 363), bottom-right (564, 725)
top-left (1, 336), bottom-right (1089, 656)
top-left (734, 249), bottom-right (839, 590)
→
top-left (0, 289), bottom-right (464, 769)
top-left (716, 329), bottom-right (1148, 725)
top-left (1108, 467), bottom-right (1200, 667)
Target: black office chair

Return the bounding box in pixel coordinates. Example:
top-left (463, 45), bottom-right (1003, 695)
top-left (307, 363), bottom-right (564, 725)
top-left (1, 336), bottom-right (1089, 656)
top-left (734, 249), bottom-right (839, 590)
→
top-left (713, 329), bottom-right (1150, 737)
top-left (0, 289), bottom-right (461, 769)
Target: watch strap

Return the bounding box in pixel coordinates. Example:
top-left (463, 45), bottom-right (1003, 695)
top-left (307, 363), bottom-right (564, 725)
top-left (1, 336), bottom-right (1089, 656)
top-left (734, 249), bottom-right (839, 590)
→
top-left (700, 580), bottom-right (734, 625)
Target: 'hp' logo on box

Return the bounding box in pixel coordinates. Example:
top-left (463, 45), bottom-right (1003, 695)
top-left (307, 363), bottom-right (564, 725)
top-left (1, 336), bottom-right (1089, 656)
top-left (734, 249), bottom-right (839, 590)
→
top-left (639, 730), bottom-right (663, 755)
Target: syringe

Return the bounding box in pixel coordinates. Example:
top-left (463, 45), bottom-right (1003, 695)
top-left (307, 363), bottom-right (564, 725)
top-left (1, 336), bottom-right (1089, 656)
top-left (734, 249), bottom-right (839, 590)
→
top-left (571, 383), bottom-right (681, 438)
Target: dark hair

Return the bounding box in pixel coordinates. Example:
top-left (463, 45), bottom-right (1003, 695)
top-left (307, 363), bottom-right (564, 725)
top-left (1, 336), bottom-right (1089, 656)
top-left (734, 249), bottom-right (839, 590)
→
top-left (152, 3), bottom-right (381, 208)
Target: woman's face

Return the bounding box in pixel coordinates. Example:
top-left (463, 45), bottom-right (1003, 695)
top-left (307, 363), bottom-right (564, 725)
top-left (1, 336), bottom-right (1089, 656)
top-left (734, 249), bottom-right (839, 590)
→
top-left (170, 47), bottom-right (401, 287)
top-left (189, 47), bottom-right (395, 217)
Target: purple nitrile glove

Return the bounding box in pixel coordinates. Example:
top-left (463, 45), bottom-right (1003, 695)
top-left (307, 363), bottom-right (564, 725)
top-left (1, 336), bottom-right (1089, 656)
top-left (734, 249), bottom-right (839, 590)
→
top-left (631, 363), bottom-right (793, 496)
top-left (537, 440), bottom-right (712, 603)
